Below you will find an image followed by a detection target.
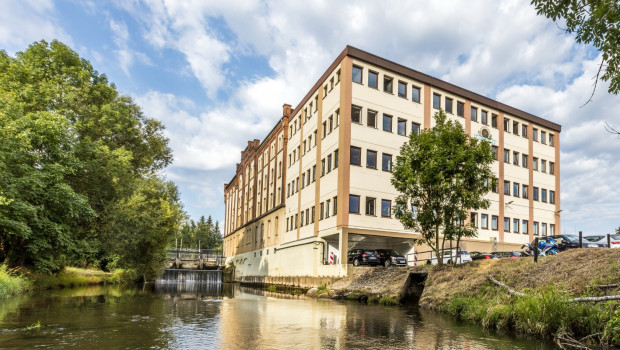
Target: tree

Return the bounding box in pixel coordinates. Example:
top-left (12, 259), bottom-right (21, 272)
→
top-left (392, 110), bottom-right (495, 265)
top-left (531, 0), bottom-right (620, 100)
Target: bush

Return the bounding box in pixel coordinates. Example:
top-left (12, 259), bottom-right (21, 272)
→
top-left (0, 264), bottom-right (31, 297)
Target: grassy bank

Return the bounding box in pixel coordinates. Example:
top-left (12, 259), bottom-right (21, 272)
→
top-left (0, 265), bottom-right (32, 298)
top-left (420, 249), bottom-right (620, 347)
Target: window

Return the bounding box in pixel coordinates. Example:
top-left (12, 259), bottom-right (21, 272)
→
top-left (504, 180), bottom-right (510, 195)
top-left (533, 187), bottom-right (539, 201)
top-left (550, 162), bottom-right (554, 175)
top-left (533, 222), bottom-right (539, 235)
top-left (457, 101), bottom-right (464, 117)
top-left (329, 116), bottom-right (334, 133)
top-left (322, 122), bottom-right (327, 139)
top-left (471, 107), bottom-right (478, 122)
top-left (513, 121), bottom-right (519, 135)
top-left (549, 134), bottom-right (554, 146)
top-left (491, 215), bottom-right (498, 230)
top-left (367, 110), bottom-right (377, 128)
top-left (445, 97), bottom-right (453, 114)
top-left (306, 209), bottom-right (309, 225)
top-left (301, 173), bottom-right (305, 188)
top-left (336, 69), bottom-right (341, 83)
top-left (352, 65), bottom-right (362, 84)
top-left (522, 154), bottom-right (528, 168)
top-left (492, 180), bottom-right (498, 193)
top-left (368, 71), bottom-right (378, 89)
top-left (307, 169), bottom-right (310, 186)
top-left (333, 196), bottom-right (337, 215)
top-left (504, 149), bottom-right (510, 163)
top-left (312, 165), bottom-right (316, 181)
top-left (335, 109), bottom-right (340, 127)
top-left (481, 214), bottom-right (488, 229)
top-left (366, 197), bottom-right (376, 215)
top-left (411, 122), bottom-right (421, 135)
top-left (314, 130), bottom-right (317, 146)
top-left (492, 146), bottom-right (498, 160)
top-left (352, 105), bottom-right (362, 124)
top-left (541, 160), bottom-right (546, 173)
top-left (513, 151), bottom-right (519, 166)
top-left (504, 118), bottom-right (510, 132)
top-left (533, 128), bottom-right (539, 142)
top-left (550, 191), bottom-right (555, 204)
top-left (492, 114), bottom-right (498, 128)
top-left (383, 114), bottom-right (392, 132)
top-left (513, 182), bottom-right (520, 197)
top-left (522, 124), bottom-right (528, 138)
top-left (398, 81), bottom-right (407, 98)
top-left (382, 153), bottom-right (392, 172)
top-left (522, 185), bottom-right (528, 199)
top-left (350, 146), bottom-right (361, 166)
top-left (412, 86), bottom-right (421, 103)
top-left (326, 200), bottom-right (331, 218)
top-left (311, 206), bottom-right (315, 222)
top-left (381, 199), bottom-right (391, 217)
top-left (541, 131), bottom-right (547, 144)
top-left (327, 154), bottom-right (333, 173)
top-left (349, 195), bottom-right (360, 213)
top-left (334, 149), bottom-right (339, 168)
top-left (320, 202), bottom-right (324, 220)
top-left (397, 119), bottom-right (406, 136)
top-left (481, 110), bottom-right (488, 125)
top-left (330, 77), bottom-right (334, 91)
top-left (550, 224), bottom-right (555, 235)
top-left (300, 211), bottom-right (304, 226)
top-left (523, 220), bottom-right (528, 234)
top-left (470, 212), bottom-right (478, 227)
top-left (433, 93), bottom-right (441, 109)
top-left (513, 218), bottom-right (520, 233)
top-left (383, 76), bottom-right (393, 93)
top-left (366, 150), bottom-right (377, 169)
top-left (321, 159), bottom-right (325, 176)
top-left (504, 217), bottom-right (510, 232)
top-left (541, 189), bottom-right (547, 202)
top-left (533, 157), bottom-right (539, 171)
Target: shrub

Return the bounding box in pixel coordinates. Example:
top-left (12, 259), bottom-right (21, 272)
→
top-left (0, 264), bottom-right (31, 297)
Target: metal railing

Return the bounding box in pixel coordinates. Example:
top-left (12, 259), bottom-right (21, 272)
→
top-left (166, 249), bottom-right (224, 264)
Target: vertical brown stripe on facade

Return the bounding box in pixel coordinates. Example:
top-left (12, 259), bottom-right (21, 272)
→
top-left (554, 133), bottom-right (561, 234)
top-left (464, 101), bottom-right (472, 136)
top-left (337, 57), bottom-right (353, 228)
top-left (296, 110), bottom-right (304, 240)
top-left (498, 112), bottom-right (505, 242)
top-left (314, 83), bottom-right (324, 237)
top-left (528, 124), bottom-right (534, 241)
top-left (423, 85), bottom-right (431, 129)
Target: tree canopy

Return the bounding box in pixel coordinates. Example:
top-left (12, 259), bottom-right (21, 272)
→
top-left (392, 110), bottom-right (495, 265)
top-left (0, 40), bottom-right (183, 280)
top-left (171, 216), bottom-right (223, 251)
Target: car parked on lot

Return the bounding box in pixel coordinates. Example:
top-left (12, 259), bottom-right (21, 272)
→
top-left (495, 251), bottom-right (522, 258)
top-left (348, 249), bottom-right (380, 266)
top-left (426, 249), bottom-right (472, 265)
top-left (584, 234), bottom-right (620, 248)
top-left (548, 234), bottom-right (608, 250)
top-left (470, 252), bottom-right (499, 260)
top-left (375, 249), bottom-right (407, 267)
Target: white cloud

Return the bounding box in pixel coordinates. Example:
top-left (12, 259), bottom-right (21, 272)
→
top-left (109, 19), bottom-right (152, 75)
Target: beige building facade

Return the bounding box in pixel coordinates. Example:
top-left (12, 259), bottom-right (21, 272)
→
top-left (223, 46), bottom-right (561, 278)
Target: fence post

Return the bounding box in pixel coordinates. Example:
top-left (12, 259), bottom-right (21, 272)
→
top-left (533, 237), bottom-right (539, 263)
top-left (607, 233), bottom-right (611, 248)
top-left (579, 231), bottom-right (583, 248)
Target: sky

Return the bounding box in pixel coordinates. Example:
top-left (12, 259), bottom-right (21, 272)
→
top-left (2, 0), bottom-right (619, 235)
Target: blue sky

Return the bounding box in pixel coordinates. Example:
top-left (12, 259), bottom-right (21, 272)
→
top-left (2, 0), bottom-right (619, 235)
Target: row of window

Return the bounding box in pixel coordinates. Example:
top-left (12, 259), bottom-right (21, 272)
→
top-left (352, 65), bottom-right (422, 103)
top-left (285, 195), bottom-right (339, 231)
top-left (497, 181), bottom-right (556, 203)
top-left (492, 148), bottom-right (556, 174)
top-left (290, 111), bottom-right (341, 169)
top-left (350, 146), bottom-right (392, 171)
top-left (287, 149), bottom-right (339, 198)
top-left (352, 105), bottom-right (421, 137)
top-left (474, 212), bottom-right (555, 236)
top-left (322, 69), bottom-right (341, 99)
top-left (349, 195), bottom-right (392, 217)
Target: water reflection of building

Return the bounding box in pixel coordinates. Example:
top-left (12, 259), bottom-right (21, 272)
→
top-left (223, 46), bottom-right (561, 280)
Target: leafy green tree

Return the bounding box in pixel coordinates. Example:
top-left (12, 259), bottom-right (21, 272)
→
top-left (392, 111), bottom-right (495, 265)
top-left (531, 0), bottom-right (620, 97)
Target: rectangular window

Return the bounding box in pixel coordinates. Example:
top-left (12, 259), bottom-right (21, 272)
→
top-left (522, 185), bottom-right (528, 199)
top-left (350, 146), bottom-right (361, 166)
top-left (349, 195), bottom-right (360, 213)
top-left (549, 133), bottom-right (554, 146)
top-left (541, 160), bottom-right (546, 173)
top-left (533, 157), bottom-right (539, 171)
top-left (383, 114), bottom-right (392, 132)
top-left (491, 215), bottom-right (498, 230)
top-left (492, 180), bottom-right (498, 193)
top-left (322, 122), bottom-right (327, 139)
top-left (411, 122), bottom-right (421, 135)
top-left (513, 121), bottom-right (519, 135)
top-left (523, 220), bottom-right (528, 234)
top-left (367, 110), bottom-right (377, 128)
top-left (492, 114), bottom-right (498, 128)
top-left (433, 93), bottom-right (441, 109)
top-left (334, 149), bottom-right (339, 168)
top-left (522, 154), bottom-right (528, 168)
top-left (329, 116), bottom-right (333, 133)
top-left (300, 211), bottom-right (304, 226)
top-left (384, 76), bottom-right (393, 93)
top-left (470, 212), bottom-right (477, 227)
top-left (541, 131), bottom-right (547, 144)
top-left (550, 191), bottom-right (555, 204)
top-left (471, 107), bottom-right (478, 122)
top-left (352, 65), bottom-right (362, 84)
top-left (366, 150), bottom-right (377, 169)
top-left (457, 101), bottom-right (464, 117)
top-left (513, 151), bottom-right (519, 166)
top-left (504, 180), bottom-right (510, 195)
top-left (445, 97), bottom-right (453, 114)
top-left (533, 222), bottom-right (539, 235)
top-left (301, 173), bottom-right (305, 188)
top-left (504, 149), bottom-right (510, 163)
top-left (412, 86), bottom-right (421, 103)
top-left (333, 196), bottom-right (337, 215)
top-left (504, 118), bottom-right (510, 132)
top-left (381, 199), bottom-right (391, 217)
top-left (481, 110), bottom-right (488, 125)
top-left (522, 124), bottom-right (528, 138)
top-left (549, 162), bottom-right (554, 175)
top-left (307, 169), bottom-right (310, 186)
top-left (368, 71), bottom-right (378, 89)
top-left (312, 165), bottom-right (316, 181)
top-left (326, 200), bottom-right (331, 218)
top-left (366, 197), bottom-right (375, 215)
top-left (327, 154), bottom-right (332, 173)
top-left (320, 202), bottom-right (324, 220)
top-left (541, 189), bottom-right (547, 202)
top-left (481, 214), bottom-right (488, 229)
top-left (398, 81), bottom-right (407, 98)
top-left (513, 182), bottom-right (520, 197)
top-left (382, 153), bottom-right (392, 172)
top-left (352, 105), bottom-right (362, 124)
top-left (533, 128), bottom-right (538, 142)
top-left (550, 224), bottom-right (555, 235)
top-left (492, 146), bottom-right (498, 160)
top-left (397, 119), bottom-right (406, 136)
top-left (533, 187), bottom-right (539, 201)
top-left (311, 206), bottom-right (315, 222)
top-left (321, 159), bottom-right (325, 176)
top-left (513, 218), bottom-right (520, 233)
top-left (306, 209), bottom-right (309, 225)
top-left (504, 217), bottom-right (510, 232)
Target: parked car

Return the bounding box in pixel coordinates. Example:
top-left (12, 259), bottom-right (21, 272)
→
top-left (470, 252), bottom-right (499, 260)
top-left (495, 251), bottom-right (522, 258)
top-left (376, 249), bottom-right (407, 267)
top-left (584, 234), bottom-right (620, 248)
top-left (548, 234), bottom-right (607, 250)
top-left (426, 249), bottom-right (472, 265)
top-left (348, 249), bottom-right (380, 266)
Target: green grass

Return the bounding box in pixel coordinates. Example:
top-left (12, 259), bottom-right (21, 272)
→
top-left (0, 264), bottom-right (32, 298)
top-left (32, 267), bottom-right (135, 290)
top-left (267, 285), bottom-right (277, 292)
top-left (317, 284), bottom-right (328, 295)
top-left (379, 295), bottom-right (399, 306)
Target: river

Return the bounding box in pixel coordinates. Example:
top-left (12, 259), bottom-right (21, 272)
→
top-left (0, 283), bottom-right (557, 349)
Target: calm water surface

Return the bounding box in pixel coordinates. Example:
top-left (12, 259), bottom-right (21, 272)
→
top-left (0, 283), bottom-right (557, 349)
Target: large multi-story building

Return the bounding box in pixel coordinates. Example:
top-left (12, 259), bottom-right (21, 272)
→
top-left (223, 46), bottom-right (561, 279)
